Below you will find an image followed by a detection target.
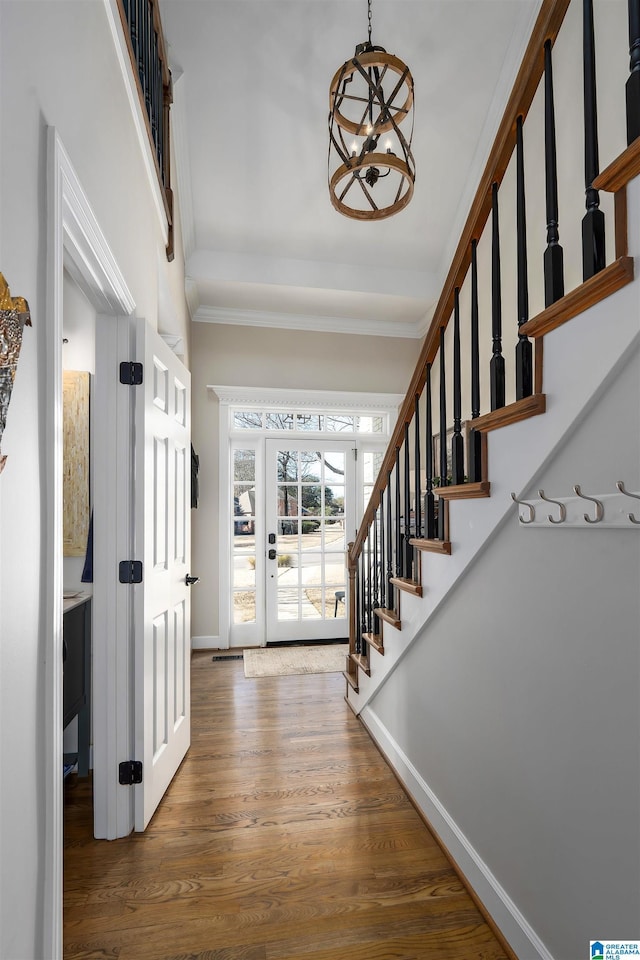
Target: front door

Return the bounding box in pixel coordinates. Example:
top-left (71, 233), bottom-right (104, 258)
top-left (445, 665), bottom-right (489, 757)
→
top-left (264, 439), bottom-right (354, 643)
top-left (133, 318), bottom-right (192, 830)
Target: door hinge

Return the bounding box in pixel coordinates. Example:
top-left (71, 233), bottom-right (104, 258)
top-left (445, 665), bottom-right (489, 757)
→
top-left (353, 447), bottom-right (358, 461)
top-left (119, 560), bottom-right (143, 584)
top-left (119, 361), bottom-right (143, 385)
top-left (119, 760), bottom-right (143, 785)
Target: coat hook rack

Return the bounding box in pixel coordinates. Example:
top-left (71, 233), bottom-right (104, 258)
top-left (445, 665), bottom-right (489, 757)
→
top-left (538, 489), bottom-right (566, 524)
top-left (573, 485), bottom-right (603, 523)
top-left (616, 481), bottom-right (640, 524)
top-left (511, 492), bottom-right (535, 524)
top-left (513, 483), bottom-right (640, 529)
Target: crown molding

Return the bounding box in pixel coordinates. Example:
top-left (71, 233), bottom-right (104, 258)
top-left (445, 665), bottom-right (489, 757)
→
top-left (194, 304), bottom-right (424, 339)
top-left (208, 384), bottom-right (405, 412)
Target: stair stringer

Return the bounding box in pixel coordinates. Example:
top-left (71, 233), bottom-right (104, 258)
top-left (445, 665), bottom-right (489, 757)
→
top-left (347, 189), bottom-right (640, 716)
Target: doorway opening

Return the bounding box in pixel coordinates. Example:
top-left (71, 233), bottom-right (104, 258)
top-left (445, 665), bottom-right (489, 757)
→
top-left (212, 387), bottom-right (402, 649)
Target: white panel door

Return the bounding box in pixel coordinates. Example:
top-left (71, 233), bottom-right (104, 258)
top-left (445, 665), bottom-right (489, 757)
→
top-left (265, 439), bottom-right (354, 643)
top-left (133, 318), bottom-right (191, 831)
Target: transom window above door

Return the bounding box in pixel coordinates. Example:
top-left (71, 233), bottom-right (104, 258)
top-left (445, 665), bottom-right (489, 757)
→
top-left (231, 409), bottom-right (387, 434)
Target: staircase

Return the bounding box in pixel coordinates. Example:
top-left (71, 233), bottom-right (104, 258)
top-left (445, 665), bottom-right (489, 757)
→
top-left (343, 4), bottom-right (640, 954)
top-left (344, 0), bottom-right (640, 708)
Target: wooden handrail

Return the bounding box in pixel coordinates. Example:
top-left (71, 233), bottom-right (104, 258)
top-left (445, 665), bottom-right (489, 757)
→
top-left (349, 0), bottom-right (571, 565)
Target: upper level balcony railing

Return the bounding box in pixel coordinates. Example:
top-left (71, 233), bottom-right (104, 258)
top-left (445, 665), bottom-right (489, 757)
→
top-left (117, 0), bottom-right (174, 260)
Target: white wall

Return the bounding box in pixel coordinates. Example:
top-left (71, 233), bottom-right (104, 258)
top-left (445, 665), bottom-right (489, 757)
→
top-left (190, 321), bottom-right (417, 641)
top-left (0, 2), bottom-right (190, 956)
top-left (366, 343), bottom-right (640, 959)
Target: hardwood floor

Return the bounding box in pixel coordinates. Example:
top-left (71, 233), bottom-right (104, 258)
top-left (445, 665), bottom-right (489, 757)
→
top-left (64, 652), bottom-right (510, 960)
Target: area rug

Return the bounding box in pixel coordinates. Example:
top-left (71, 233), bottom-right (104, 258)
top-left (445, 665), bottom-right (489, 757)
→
top-left (243, 644), bottom-right (348, 679)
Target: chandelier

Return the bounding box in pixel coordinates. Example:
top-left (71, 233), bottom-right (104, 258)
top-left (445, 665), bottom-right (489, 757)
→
top-left (328, 0), bottom-right (415, 221)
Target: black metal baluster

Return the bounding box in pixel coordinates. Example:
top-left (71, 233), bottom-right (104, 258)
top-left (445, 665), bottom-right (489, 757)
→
top-left (414, 395), bottom-right (422, 537)
top-left (583, 0), bottom-right (606, 280)
top-left (356, 554), bottom-right (363, 654)
top-left (451, 288), bottom-right (465, 484)
top-left (145, 2), bottom-right (153, 118)
top-left (366, 527), bottom-right (373, 633)
top-left (438, 327), bottom-right (448, 540)
top-left (627, 0), bottom-right (640, 143)
top-left (137, 0), bottom-right (146, 105)
top-left (379, 492), bottom-right (386, 611)
top-left (544, 40), bottom-right (564, 306)
top-left (360, 549), bottom-right (367, 659)
top-left (372, 507), bottom-right (380, 636)
top-left (151, 33), bottom-right (160, 152)
top-left (386, 474), bottom-right (394, 610)
top-left (130, 0), bottom-right (139, 72)
top-left (468, 241), bottom-right (483, 482)
top-left (425, 363), bottom-right (436, 538)
top-left (403, 423), bottom-right (413, 578)
top-left (395, 448), bottom-right (403, 578)
top-left (490, 183), bottom-right (505, 410)
top-left (515, 116), bottom-right (533, 400)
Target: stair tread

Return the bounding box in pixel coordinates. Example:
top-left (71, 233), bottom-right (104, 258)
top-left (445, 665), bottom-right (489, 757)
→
top-left (362, 632), bottom-right (384, 655)
top-left (435, 480), bottom-right (490, 500)
top-left (374, 607), bottom-right (402, 630)
top-left (410, 538), bottom-right (452, 555)
top-left (343, 670), bottom-right (359, 693)
top-left (389, 577), bottom-right (423, 597)
top-left (351, 652), bottom-right (371, 676)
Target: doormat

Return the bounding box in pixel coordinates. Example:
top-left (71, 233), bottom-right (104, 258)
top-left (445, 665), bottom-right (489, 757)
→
top-left (243, 644), bottom-right (348, 679)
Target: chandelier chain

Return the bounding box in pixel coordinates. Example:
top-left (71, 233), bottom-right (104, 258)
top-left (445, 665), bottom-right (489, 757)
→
top-left (367, 0), bottom-right (372, 45)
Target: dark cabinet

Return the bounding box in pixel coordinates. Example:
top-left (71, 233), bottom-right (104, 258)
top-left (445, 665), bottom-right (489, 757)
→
top-left (63, 596), bottom-right (91, 776)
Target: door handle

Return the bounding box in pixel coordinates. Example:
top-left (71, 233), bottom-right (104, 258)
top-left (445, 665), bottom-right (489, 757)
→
top-left (185, 575), bottom-right (200, 586)
top-left (268, 549), bottom-right (277, 560)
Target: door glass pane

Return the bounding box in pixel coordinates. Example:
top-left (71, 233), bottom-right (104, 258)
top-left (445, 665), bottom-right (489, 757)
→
top-left (278, 588), bottom-right (299, 620)
top-left (234, 484), bottom-right (255, 535)
top-left (278, 485), bottom-right (299, 517)
top-left (322, 451), bottom-right (345, 478)
top-left (234, 449), bottom-right (255, 481)
top-left (233, 591), bottom-right (256, 623)
top-left (325, 559), bottom-right (346, 585)
top-left (233, 553), bottom-right (256, 589)
top-left (300, 553), bottom-right (322, 586)
top-left (324, 528), bottom-right (345, 552)
top-left (302, 590), bottom-right (322, 619)
top-left (277, 451), bottom-right (298, 481)
top-left (300, 485), bottom-right (322, 516)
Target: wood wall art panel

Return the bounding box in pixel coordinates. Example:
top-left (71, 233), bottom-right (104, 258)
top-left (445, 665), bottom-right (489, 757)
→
top-left (63, 371), bottom-right (90, 557)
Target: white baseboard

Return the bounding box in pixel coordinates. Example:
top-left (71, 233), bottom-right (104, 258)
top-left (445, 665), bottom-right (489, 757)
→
top-left (191, 635), bottom-right (223, 650)
top-left (360, 706), bottom-right (555, 960)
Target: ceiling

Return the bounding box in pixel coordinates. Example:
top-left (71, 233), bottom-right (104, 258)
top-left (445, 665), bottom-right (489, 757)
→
top-left (159, 0), bottom-right (540, 339)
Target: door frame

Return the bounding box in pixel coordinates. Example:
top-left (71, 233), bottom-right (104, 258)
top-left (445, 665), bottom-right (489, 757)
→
top-left (210, 385), bottom-right (404, 650)
top-left (45, 129), bottom-right (136, 958)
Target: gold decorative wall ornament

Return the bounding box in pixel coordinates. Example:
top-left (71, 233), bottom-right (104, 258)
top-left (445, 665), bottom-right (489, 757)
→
top-left (0, 273), bottom-right (32, 474)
